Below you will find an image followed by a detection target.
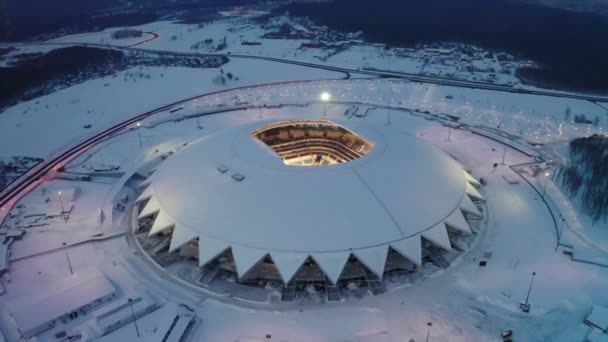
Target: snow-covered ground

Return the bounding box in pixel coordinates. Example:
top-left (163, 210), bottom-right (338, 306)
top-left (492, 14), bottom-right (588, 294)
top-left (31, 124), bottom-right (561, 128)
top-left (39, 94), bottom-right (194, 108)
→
top-left (47, 29), bottom-right (158, 48)
top-left (1, 95), bottom-right (608, 341)
top-left (0, 60), bottom-right (346, 158)
top-left (1, 13), bottom-right (608, 342)
top-left (1, 77), bottom-right (605, 160)
top-left (38, 17), bottom-right (530, 87)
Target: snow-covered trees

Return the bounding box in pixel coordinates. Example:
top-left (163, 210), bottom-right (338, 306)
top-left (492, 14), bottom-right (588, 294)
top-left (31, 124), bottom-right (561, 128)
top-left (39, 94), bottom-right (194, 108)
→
top-left (557, 134), bottom-right (608, 223)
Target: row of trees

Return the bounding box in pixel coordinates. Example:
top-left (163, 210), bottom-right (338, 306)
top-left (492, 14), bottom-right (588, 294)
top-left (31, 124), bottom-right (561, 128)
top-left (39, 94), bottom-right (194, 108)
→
top-left (0, 46), bottom-right (125, 108)
top-left (556, 134), bottom-right (608, 223)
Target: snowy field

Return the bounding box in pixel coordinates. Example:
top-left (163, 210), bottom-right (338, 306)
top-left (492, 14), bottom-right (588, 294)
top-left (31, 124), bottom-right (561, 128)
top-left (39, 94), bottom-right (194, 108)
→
top-left (1, 13), bottom-right (608, 342)
top-left (1, 76), bottom-right (605, 160)
top-left (0, 60), bottom-right (346, 157)
top-left (35, 17), bottom-right (549, 89)
top-left (1, 99), bottom-right (608, 341)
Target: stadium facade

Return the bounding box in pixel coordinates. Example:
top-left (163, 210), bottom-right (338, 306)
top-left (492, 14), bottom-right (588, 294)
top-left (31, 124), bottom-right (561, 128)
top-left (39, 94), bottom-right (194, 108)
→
top-left (133, 119), bottom-right (484, 289)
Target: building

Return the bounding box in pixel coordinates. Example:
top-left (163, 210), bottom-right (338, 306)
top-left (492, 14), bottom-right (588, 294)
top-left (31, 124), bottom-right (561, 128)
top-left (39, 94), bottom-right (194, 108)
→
top-left (133, 119), bottom-right (484, 292)
top-left (11, 272), bottom-right (116, 339)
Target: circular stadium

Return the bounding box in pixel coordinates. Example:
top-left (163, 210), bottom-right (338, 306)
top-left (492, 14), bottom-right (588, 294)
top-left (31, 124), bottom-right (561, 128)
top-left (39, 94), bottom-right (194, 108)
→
top-left (131, 118), bottom-right (485, 299)
top-left (3, 6), bottom-right (608, 339)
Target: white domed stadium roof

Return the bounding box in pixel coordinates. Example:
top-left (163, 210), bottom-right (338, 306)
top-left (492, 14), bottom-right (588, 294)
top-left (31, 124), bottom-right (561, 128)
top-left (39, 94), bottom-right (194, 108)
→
top-left (135, 119), bottom-right (483, 284)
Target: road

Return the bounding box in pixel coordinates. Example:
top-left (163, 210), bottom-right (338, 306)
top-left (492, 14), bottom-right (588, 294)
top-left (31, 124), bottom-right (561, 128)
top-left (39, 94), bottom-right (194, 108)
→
top-left (1, 38), bottom-right (606, 225)
top-left (38, 40), bottom-right (608, 103)
top-left (0, 79), bottom-right (338, 220)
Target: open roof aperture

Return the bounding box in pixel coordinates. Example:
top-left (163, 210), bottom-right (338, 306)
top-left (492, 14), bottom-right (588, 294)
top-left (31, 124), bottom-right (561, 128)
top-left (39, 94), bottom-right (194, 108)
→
top-left (252, 120), bottom-right (374, 167)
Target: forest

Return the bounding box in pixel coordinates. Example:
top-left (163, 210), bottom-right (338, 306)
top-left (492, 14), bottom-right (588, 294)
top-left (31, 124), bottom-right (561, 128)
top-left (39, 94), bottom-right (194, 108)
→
top-left (0, 47), bottom-right (126, 106)
top-left (557, 135), bottom-right (608, 223)
top-left (283, 0), bottom-right (608, 93)
top-left (0, 46), bottom-right (228, 109)
top-left (0, 0), bottom-right (260, 42)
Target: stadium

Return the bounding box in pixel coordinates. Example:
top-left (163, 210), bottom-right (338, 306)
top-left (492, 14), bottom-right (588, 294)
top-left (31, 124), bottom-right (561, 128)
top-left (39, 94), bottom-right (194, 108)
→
top-left (2, 2), bottom-right (606, 338)
top-left (130, 118), bottom-right (485, 300)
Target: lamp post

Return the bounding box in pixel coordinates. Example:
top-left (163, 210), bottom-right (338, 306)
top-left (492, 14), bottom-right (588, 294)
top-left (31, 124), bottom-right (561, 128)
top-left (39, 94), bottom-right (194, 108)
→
top-left (257, 96), bottom-right (263, 119)
top-left (320, 92), bottom-right (331, 117)
top-left (520, 272), bottom-right (536, 313)
top-left (57, 191), bottom-right (67, 222)
top-left (555, 216), bottom-right (565, 252)
top-left (426, 322), bottom-right (433, 342)
top-left (136, 122), bottom-right (142, 147)
top-left (501, 142), bottom-right (507, 165)
top-left (387, 88), bottom-right (395, 126)
top-left (65, 247), bottom-right (73, 275)
top-left (128, 298), bottom-right (140, 338)
top-left (542, 172), bottom-right (550, 199)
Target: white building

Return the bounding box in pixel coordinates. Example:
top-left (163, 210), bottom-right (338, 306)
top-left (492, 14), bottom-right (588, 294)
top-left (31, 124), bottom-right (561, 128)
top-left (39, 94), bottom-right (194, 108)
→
top-left (133, 119), bottom-right (484, 288)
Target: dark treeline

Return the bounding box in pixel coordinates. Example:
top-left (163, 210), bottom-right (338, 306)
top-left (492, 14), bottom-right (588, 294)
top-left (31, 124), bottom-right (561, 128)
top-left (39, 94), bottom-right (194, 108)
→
top-left (557, 135), bottom-right (608, 223)
top-left (0, 0), bottom-right (260, 42)
top-left (516, 67), bottom-right (608, 94)
top-left (283, 0), bottom-right (608, 93)
top-left (0, 47), bottom-right (125, 105)
top-left (0, 46), bottom-right (229, 109)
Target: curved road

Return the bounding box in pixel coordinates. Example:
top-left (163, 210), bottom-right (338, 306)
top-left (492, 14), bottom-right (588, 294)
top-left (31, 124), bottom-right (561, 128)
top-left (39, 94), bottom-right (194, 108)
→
top-left (0, 79), bottom-right (344, 220)
top-left (39, 41), bottom-right (608, 103)
top-left (0, 42), bottom-right (600, 232)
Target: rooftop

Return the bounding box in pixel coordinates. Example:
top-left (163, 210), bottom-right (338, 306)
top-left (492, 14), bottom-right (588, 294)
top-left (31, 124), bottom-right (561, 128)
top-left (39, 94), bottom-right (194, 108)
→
top-left (135, 119), bottom-right (483, 283)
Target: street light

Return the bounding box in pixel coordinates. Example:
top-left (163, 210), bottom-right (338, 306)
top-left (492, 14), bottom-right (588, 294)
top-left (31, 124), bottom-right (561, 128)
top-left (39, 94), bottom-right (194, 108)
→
top-left (57, 191), bottom-right (67, 222)
top-left (320, 91), bottom-right (331, 116)
top-left (542, 172), bottom-right (550, 199)
top-left (426, 322), bottom-right (433, 342)
top-left (64, 245), bottom-right (73, 275)
top-left (501, 141), bottom-right (507, 165)
top-left (257, 96), bottom-right (263, 119)
top-left (136, 122), bottom-right (142, 147)
top-left (128, 298), bottom-right (140, 338)
top-left (520, 271), bottom-right (537, 313)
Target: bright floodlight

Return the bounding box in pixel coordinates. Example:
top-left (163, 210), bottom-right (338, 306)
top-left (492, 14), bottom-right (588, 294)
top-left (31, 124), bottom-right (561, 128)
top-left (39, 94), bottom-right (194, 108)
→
top-left (57, 191), bottom-right (62, 195)
top-left (136, 122), bottom-right (141, 127)
top-left (545, 172), bottom-right (550, 177)
top-left (320, 92), bottom-right (331, 102)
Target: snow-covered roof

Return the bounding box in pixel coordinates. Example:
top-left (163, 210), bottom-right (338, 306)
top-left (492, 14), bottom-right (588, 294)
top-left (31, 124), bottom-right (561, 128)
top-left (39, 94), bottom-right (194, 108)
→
top-left (11, 271), bottom-right (115, 338)
top-left (136, 119), bottom-right (483, 284)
